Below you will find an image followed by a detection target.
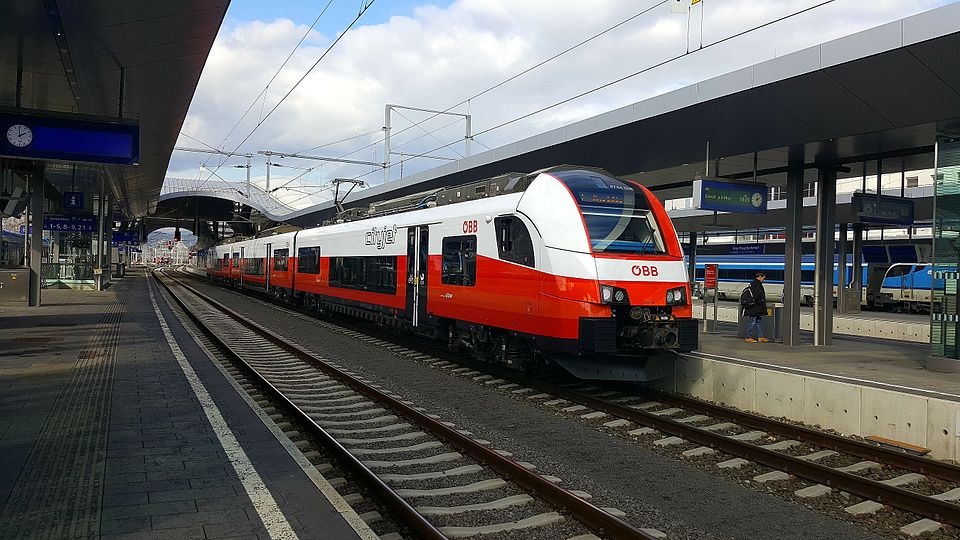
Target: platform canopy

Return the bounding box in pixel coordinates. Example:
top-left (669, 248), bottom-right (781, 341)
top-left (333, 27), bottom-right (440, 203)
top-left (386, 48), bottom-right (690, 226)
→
top-left (276, 2), bottom-right (960, 228)
top-left (0, 1), bottom-right (229, 218)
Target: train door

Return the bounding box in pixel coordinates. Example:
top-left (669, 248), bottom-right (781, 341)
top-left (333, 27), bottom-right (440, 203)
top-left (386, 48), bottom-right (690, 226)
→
top-left (265, 242), bottom-right (272, 290)
top-left (406, 225), bottom-right (429, 326)
top-left (239, 246), bottom-right (245, 287)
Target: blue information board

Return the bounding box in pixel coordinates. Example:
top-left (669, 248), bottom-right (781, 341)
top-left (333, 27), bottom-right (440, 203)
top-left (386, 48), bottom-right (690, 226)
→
top-left (44, 215), bottom-right (98, 232)
top-left (693, 179), bottom-right (767, 214)
top-left (0, 110), bottom-right (139, 165)
top-left (112, 231), bottom-right (140, 246)
top-left (62, 191), bottom-right (84, 211)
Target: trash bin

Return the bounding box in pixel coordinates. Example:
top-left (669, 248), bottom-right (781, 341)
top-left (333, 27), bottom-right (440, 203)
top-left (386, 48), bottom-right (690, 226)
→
top-left (737, 303), bottom-right (783, 341)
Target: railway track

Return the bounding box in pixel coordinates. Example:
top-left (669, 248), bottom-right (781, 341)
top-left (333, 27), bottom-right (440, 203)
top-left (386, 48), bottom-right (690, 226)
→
top-left (170, 268), bottom-right (960, 538)
top-left (155, 269), bottom-right (662, 540)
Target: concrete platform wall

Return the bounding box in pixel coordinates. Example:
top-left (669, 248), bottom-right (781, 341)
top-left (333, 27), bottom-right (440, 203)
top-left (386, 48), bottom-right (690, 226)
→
top-left (653, 354), bottom-right (958, 461)
top-left (693, 304), bottom-right (929, 343)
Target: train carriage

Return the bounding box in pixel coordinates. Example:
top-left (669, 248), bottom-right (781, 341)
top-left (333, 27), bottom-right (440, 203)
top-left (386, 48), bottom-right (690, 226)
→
top-left (209, 166), bottom-right (698, 380)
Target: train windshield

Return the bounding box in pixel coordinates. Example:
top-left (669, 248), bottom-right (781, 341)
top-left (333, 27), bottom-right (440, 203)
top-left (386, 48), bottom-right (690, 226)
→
top-left (553, 170), bottom-right (666, 254)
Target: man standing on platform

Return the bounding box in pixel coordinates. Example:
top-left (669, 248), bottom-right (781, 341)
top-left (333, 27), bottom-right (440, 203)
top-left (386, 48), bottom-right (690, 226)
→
top-left (742, 272), bottom-right (768, 343)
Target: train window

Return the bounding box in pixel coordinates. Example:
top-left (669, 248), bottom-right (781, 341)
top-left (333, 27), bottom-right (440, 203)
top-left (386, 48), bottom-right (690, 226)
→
top-left (223, 254), bottom-right (229, 267)
top-left (232, 252), bottom-right (239, 262)
top-left (551, 170), bottom-right (665, 255)
top-left (328, 256), bottom-right (397, 294)
top-left (273, 248), bottom-right (289, 271)
top-left (298, 246), bottom-right (320, 274)
top-left (495, 217), bottom-right (535, 268)
top-left (245, 257), bottom-right (264, 276)
top-left (442, 235), bottom-right (477, 286)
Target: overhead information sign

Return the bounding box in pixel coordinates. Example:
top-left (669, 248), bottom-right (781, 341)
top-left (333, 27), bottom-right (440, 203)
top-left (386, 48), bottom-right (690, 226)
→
top-left (851, 193), bottom-right (914, 225)
top-left (693, 179), bottom-right (767, 214)
top-left (0, 109), bottom-right (139, 165)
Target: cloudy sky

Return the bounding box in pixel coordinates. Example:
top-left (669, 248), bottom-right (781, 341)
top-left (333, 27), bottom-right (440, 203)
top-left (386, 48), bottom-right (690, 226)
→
top-left (171, 0), bottom-right (953, 207)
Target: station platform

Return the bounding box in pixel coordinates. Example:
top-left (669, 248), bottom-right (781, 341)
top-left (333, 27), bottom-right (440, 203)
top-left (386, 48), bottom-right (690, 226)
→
top-left (654, 320), bottom-right (960, 463)
top-left (693, 302), bottom-right (928, 343)
top-left (0, 268), bottom-right (372, 539)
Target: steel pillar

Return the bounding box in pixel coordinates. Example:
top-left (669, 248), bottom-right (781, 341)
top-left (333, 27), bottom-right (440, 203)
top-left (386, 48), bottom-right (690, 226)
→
top-left (28, 172), bottom-right (43, 306)
top-left (813, 167), bottom-right (837, 346)
top-left (837, 222), bottom-right (848, 313)
top-left (852, 223), bottom-right (864, 293)
top-left (687, 232), bottom-right (697, 292)
top-left (782, 147), bottom-right (804, 347)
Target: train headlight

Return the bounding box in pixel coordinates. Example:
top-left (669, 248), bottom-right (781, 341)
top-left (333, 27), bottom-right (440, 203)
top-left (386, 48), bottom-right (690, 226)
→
top-left (600, 284), bottom-right (629, 305)
top-left (666, 286), bottom-right (686, 306)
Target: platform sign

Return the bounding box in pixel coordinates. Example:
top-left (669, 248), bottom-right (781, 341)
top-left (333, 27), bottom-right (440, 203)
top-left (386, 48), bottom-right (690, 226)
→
top-left (62, 191), bottom-right (84, 211)
top-left (44, 214), bottom-right (97, 232)
top-left (693, 179), bottom-right (767, 214)
top-left (704, 264), bottom-right (718, 289)
top-left (851, 193), bottom-right (914, 225)
top-left (0, 110), bottom-right (139, 165)
top-left (112, 231), bottom-right (139, 246)
top-left (728, 244), bottom-right (764, 255)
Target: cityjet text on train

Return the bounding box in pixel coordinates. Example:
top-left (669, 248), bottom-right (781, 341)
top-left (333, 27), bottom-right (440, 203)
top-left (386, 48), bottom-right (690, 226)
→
top-left (365, 225), bottom-right (398, 250)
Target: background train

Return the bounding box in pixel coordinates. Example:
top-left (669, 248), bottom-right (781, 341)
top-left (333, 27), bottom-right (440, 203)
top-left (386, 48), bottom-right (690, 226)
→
top-left (204, 166), bottom-right (698, 381)
top-left (0, 229), bottom-right (26, 267)
top-left (691, 253), bottom-right (933, 313)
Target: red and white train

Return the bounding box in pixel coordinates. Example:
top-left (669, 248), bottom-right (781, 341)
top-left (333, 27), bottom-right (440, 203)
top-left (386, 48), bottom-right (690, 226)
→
top-left (205, 166), bottom-right (698, 380)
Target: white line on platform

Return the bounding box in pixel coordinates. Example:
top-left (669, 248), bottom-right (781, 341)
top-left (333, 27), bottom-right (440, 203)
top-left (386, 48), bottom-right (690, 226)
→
top-left (679, 351), bottom-right (960, 401)
top-left (149, 281), bottom-right (303, 540)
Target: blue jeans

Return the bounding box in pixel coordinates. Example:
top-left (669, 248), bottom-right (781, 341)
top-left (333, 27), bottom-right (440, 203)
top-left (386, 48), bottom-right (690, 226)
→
top-left (746, 315), bottom-right (764, 339)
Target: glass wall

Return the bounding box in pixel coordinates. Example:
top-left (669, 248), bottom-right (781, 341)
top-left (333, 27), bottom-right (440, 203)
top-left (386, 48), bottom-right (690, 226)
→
top-left (931, 137), bottom-right (960, 359)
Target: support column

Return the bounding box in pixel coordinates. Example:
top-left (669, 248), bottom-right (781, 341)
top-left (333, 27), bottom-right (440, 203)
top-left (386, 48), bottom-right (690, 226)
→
top-left (28, 172), bottom-right (43, 306)
top-left (687, 231), bottom-right (697, 293)
top-left (782, 147), bottom-right (804, 347)
top-left (813, 167), bottom-right (837, 346)
top-left (852, 223), bottom-right (863, 292)
top-left (96, 178), bottom-right (106, 289)
top-left (837, 222), bottom-right (848, 313)
top-left (105, 195), bottom-right (113, 284)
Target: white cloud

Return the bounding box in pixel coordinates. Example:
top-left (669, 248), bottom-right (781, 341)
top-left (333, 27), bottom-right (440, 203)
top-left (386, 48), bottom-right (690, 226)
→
top-left (171, 0), bottom-right (951, 199)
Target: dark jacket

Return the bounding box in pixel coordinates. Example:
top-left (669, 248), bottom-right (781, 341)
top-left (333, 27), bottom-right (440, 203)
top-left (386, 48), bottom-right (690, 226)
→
top-left (743, 278), bottom-right (767, 317)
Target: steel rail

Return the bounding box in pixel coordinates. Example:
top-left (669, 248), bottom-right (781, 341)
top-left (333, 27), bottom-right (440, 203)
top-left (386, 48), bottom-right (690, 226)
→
top-left (160, 270), bottom-right (659, 540)
top-left (502, 374), bottom-right (960, 527)
top-left (153, 271), bottom-right (448, 540)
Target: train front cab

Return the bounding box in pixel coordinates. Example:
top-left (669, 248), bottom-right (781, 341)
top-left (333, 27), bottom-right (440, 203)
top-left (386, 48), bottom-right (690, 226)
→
top-left (517, 168), bottom-right (698, 378)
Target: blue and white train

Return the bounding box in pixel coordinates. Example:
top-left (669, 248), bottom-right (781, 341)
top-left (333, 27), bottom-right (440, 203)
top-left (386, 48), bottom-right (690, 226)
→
top-left (691, 254), bottom-right (934, 313)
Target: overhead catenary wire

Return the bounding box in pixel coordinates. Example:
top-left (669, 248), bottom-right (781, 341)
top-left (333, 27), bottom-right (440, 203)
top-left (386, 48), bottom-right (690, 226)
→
top-left (349, 0), bottom-right (836, 184)
top-left (213, 0), bottom-right (336, 153)
top-left (195, 0), bottom-right (377, 193)
top-left (298, 0), bottom-right (669, 164)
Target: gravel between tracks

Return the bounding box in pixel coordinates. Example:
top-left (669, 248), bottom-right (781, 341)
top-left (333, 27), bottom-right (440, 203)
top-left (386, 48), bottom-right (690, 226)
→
top-left (192, 281), bottom-right (889, 540)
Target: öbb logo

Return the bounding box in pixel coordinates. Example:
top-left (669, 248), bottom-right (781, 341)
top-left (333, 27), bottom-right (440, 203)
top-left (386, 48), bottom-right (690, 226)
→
top-left (462, 220), bottom-right (478, 234)
top-left (631, 265), bottom-right (658, 277)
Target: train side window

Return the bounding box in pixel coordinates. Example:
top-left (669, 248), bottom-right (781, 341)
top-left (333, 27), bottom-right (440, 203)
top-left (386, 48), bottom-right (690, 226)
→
top-left (232, 252), bottom-right (239, 263)
top-left (495, 216), bottom-right (535, 268)
top-left (298, 246), bottom-right (320, 274)
top-left (245, 257), bottom-right (264, 276)
top-left (441, 235), bottom-right (477, 286)
top-left (329, 256), bottom-right (397, 294)
top-left (222, 254), bottom-right (229, 267)
top-left (273, 248), bottom-right (289, 271)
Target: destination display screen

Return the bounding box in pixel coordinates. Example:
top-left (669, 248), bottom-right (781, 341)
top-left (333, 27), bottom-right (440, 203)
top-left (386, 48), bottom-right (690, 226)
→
top-left (552, 170), bottom-right (663, 254)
